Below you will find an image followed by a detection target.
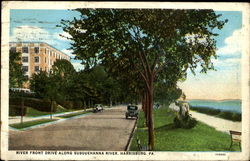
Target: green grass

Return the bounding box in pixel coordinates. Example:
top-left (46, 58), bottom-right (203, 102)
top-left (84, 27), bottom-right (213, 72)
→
top-left (58, 111), bottom-right (91, 118)
top-left (130, 106), bottom-right (240, 151)
top-left (10, 119), bottom-right (57, 129)
top-left (25, 106), bottom-right (72, 117)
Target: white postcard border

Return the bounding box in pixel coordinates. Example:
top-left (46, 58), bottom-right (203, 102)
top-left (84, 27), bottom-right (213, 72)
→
top-left (1, 1), bottom-right (249, 160)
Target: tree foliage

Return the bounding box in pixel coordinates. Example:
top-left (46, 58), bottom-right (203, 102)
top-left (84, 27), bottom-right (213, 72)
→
top-left (60, 8), bottom-right (227, 150)
top-left (9, 51), bottom-right (27, 88)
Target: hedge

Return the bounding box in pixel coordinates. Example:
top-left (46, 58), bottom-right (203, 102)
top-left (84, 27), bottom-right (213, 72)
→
top-left (9, 90), bottom-right (37, 98)
top-left (9, 97), bottom-right (56, 112)
top-left (190, 106), bottom-right (241, 121)
top-left (73, 100), bottom-right (83, 109)
top-left (57, 100), bottom-right (83, 109)
top-left (9, 105), bottom-right (27, 116)
top-left (57, 101), bottom-right (74, 109)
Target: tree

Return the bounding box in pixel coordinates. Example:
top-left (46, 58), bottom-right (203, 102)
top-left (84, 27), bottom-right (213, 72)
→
top-left (9, 51), bottom-right (27, 88)
top-left (30, 71), bottom-right (49, 98)
top-left (52, 59), bottom-right (75, 77)
top-left (30, 71), bottom-right (60, 119)
top-left (60, 9), bottom-right (227, 150)
top-left (52, 59), bottom-right (76, 101)
top-left (9, 50), bottom-right (28, 124)
top-left (31, 60), bottom-right (76, 117)
top-left (154, 81), bottom-right (182, 105)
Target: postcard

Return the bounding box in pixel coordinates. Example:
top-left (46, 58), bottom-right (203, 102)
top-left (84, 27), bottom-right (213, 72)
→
top-left (1, 1), bottom-right (249, 160)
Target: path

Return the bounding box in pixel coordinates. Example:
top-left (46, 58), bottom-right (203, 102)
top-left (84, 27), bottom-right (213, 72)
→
top-left (9, 105), bottom-right (136, 150)
top-left (189, 111), bottom-right (241, 133)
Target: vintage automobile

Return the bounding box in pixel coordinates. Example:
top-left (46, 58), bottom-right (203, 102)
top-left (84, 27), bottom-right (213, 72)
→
top-left (125, 105), bottom-right (138, 119)
top-left (93, 104), bottom-right (104, 113)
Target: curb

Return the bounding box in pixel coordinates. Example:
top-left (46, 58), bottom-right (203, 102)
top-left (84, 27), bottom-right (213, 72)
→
top-left (125, 118), bottom-right (138, 151)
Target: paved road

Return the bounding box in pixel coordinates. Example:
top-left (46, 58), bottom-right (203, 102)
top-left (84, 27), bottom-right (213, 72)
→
top-left (9, 105), bottom-right (136, 150)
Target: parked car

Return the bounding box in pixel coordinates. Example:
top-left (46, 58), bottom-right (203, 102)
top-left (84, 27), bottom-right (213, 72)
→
top-left (153, 103), bottom-right (161, 109)
top-left (125, 105), bottom-right (138, 119)
top-left (93, 104), bottom-right (104, 113)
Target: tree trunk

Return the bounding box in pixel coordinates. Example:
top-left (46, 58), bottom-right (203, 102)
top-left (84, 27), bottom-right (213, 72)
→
top-left (21, 97), bottom-right (24, 124)
top-left (145, 91), bottom-right (149, 127)
top-left (88, 99), bottom-right (91, 108)
top-left (50, 100), bottom-right (53, 119)
top-left (84, 100), bottom-right (86, 111)
top-left (110, 98), bottom-right (112, 108)
top-left (147, 78), bottom-right (154, 150)
top-left (142, 92), bottom-right (145, 112)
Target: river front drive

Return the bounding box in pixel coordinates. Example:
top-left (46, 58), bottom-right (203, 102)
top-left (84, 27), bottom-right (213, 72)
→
top-left (9, 105), bottom-right (136, 150)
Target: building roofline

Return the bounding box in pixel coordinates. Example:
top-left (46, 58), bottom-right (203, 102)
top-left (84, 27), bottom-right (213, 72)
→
top-left (9, 41), bottom-right (70, 59)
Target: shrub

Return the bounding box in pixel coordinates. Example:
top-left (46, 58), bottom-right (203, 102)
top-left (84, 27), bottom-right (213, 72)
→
top-left (9, 105), bottom-right (27, 116)
top-left (173, 114), bottom-right (197, 129)
top-left (190, 106), bottom-right (221, 116)
top-left (9, 90), bottom-right (36, 98)
top-left (58, 101), bottom-right (74, 109)
top-left (232, 113), bottom-right (241, 121)
top-left (9, 97), bottom-right (55, 112)
top-left (218, 111), bottom-right (233, 120)
top-left (190, 106), bottom-right (241, 122)
top-left (73, 100), bottom-right (83, 109)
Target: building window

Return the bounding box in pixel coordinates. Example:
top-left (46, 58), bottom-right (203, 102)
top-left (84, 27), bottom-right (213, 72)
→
top-left (45, 57), bottom-right (47, 63)
top-left (22, 66), bottom-right (28, 72)
top-left (35, 47), bottom-right (39, 53)
top-left (22, 56), bottom-right (28, 63)
top-left (22, 47), bottom-right (29, 53)
top-left (34, 56), bottom-right (39, 63)
top-left (35, 66), bottom-right (40, 72)
top-left (10, 47), bottom-right (16, 53)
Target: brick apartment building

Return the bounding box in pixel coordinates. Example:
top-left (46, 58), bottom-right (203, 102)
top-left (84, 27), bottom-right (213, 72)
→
top-left (9, 42), bottom-right (70, 78)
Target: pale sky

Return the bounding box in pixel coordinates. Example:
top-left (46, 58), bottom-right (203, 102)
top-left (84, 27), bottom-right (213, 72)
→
top-left (178, 11), bottom-right (242, 100)
top-left (10, 10), bottom-right (242, 100)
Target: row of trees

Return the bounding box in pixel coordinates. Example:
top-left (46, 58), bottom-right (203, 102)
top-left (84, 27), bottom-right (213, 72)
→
top-left (29, 61), bottom-right (142, 107)
top-left (10, 9), bottom-right (227, 150)
top-left (9, 52), bottom-right (146, 107)
top-left (29, 60), bottom-right (180, 107)
top-left (10, 50), bottom-right (179, 109)
top-left (59, 9), bottom-right (227, 150)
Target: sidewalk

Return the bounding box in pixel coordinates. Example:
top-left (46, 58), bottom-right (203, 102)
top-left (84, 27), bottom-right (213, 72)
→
top-left (9, 109), bottom-right (91, 124)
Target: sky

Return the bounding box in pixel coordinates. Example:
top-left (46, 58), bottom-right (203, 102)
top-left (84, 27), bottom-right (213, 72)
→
top-left (10, 9), bottom-right (242, 100)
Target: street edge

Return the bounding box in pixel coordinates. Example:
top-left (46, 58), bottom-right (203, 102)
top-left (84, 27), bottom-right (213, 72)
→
top-left (125, 118), bottom-right (138, 151)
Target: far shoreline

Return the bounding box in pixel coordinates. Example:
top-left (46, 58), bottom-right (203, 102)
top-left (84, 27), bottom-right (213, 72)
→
top-left (186, 98), bottom-right (241, 102)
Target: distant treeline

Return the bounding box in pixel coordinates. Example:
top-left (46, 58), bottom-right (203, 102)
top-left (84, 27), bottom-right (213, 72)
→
top-left (190, 106), bottom-right (241, 122)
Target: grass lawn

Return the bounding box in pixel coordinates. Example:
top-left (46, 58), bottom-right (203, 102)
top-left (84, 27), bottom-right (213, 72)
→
top-left (26, 106), bottom-right (72, 117)
top-left (130, 106), bottom-right (240, 151)
top-left (10, 119), bottom-right (57, 129)
top-left (58, 111), bottom-right (92, 118)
